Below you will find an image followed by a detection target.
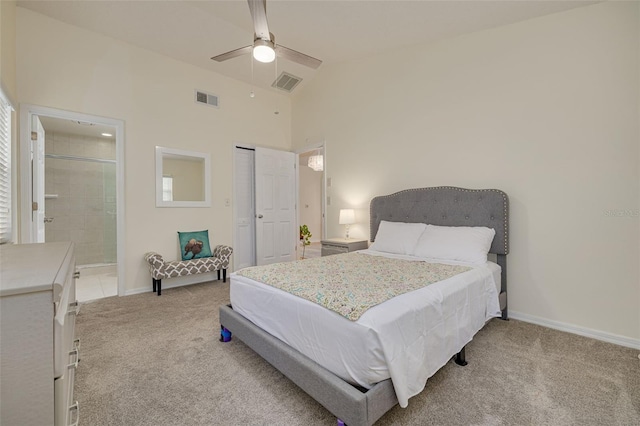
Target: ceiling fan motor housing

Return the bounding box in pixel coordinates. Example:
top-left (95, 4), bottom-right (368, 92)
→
top-left (211, 1), bottom-right (322, 70)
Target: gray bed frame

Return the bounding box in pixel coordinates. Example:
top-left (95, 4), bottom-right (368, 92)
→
top-left (219, 186), bottom-right (509, 426)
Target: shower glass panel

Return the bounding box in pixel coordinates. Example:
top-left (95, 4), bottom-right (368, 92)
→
top-left (44, 134), bottom-right (117, 267)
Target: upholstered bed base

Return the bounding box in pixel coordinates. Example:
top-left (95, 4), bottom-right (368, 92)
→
top-left (219, 304), bottom-right (398, 426)
top-left (220, 187), bottom-right (509, 424)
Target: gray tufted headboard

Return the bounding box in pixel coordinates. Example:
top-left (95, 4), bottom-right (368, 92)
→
top-left (369, 186), bottom-right (509, 255)
top-left (370, 186), bottom-right (509, 319)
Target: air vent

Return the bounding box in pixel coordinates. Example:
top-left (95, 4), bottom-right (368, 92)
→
top-left (195, 90), bottom-right (219, 108)
top-left (272, 72), bottom-right (302, 93)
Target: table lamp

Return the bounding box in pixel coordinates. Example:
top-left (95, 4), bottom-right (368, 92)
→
top-left (339, 209), bottom-right (355, 239)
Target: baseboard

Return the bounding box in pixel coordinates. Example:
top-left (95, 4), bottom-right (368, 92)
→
top-left (125, 272), bottom-right (218, 296)
top-left (125, 287), bottom-right (149, 296)
top-left (509, 310), bottom-right (640, 350)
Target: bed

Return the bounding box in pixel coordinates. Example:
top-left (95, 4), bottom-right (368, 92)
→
top-left (219, 186), bottom-right (509, 426)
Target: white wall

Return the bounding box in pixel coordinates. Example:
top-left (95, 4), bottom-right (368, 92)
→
top-left (16, 8), bottom-right (292, 294)
top-left (293, 2), bottom-right (640, 344)
top-left (1, 0), bottom-right (17, 103)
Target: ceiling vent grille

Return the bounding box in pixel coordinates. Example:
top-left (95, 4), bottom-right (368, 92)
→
top-left (195, 90), bottom-right (219, 108)
top-left (272, 72), bottom-right (302, 92)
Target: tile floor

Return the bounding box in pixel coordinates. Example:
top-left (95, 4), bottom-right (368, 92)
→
top-left (76, 264), bottom-right (118, 302)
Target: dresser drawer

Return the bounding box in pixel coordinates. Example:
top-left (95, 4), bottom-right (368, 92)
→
top-left (55, 346), bottom-right (79, 426)
top-left (54, 258), bottom-right (78, 379)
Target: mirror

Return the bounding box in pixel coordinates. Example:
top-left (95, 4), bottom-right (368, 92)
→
top-left (155, 146), bottom-right (211, 207)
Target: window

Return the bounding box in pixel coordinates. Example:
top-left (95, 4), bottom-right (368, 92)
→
top-left (0, 93), bottom-right (12, 244)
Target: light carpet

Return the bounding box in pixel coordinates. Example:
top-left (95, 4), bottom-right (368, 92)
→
top-left (75, 281), bottom-right (640, 425)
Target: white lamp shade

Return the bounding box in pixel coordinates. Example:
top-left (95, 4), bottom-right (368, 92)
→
top-left (339, 209), bottom-right (355, 225)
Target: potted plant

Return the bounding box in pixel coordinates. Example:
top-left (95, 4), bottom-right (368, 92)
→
top-left (300, 224), bottom-right (312, 259)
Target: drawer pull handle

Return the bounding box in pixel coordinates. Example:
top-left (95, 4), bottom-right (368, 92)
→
top-left (68, 301), bottom-right (80, 316)
top-left (68, 348), bottom-right (80, 370)
top-left (69, 401), bottom-right (80, 426)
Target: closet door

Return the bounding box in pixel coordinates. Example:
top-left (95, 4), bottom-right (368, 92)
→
top-left (254, 147), bottom-right (296, 266)
top-left (233, 147), bottom-right (256, 270)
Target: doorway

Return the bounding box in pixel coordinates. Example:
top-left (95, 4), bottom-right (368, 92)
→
top-left (20, 105), bottom-right (125, 301)
top-left (297, 145), bottom-right (325, 259)
top-left (232, 143), bottom-right (326, 269)
top-left (233, 145), bottom-right (299, 269)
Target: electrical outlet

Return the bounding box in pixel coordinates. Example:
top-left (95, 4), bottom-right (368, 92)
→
top-left (327, 177), bottom-right (332, 187)
top-left (327, 196), bottom-right (331, 206)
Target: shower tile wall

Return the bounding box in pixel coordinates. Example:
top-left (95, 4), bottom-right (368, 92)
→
top-left (44, 131), bottom-right (117, 266)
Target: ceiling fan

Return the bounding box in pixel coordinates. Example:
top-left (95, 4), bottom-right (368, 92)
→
top-left (211, 0), bottom-right (322, 69)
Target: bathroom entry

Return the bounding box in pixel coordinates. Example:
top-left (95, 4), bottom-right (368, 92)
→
top-left (41, 116), bottom-right (118, 301)
top-left (21, 106), bottom-right (124, 302)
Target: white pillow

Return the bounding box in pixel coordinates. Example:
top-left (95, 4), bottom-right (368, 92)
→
top-left (369, 221), bottom-right (427, 255)
top-left (413, 224), bottom-right (496, 264)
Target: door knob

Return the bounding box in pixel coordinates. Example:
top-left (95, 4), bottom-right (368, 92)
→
top-left (257, 214), bottom-right (264, 219)
top-left (44, 217), bottom-right (54, 223)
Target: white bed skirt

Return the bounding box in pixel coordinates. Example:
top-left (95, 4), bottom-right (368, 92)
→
top-left (230, 251), bottom-right (501, 407)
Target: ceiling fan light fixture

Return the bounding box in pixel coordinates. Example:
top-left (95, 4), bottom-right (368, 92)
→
top-left (253, 39), bottom-right (276, 63)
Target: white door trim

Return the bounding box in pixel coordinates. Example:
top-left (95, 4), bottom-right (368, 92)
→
top-left (19, 104), bottom-right (126, 297)
top-left (31, 115), bottom-right (45, 242)
top-left (295, 140), bottom-right (327, 241)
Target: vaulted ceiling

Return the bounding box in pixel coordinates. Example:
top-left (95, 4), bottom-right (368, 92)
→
top-left (18, 0), bottom-right (598, 96)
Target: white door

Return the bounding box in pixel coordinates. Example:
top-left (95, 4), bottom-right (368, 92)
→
top-left (255, 147), bottom-right (296, 265)
top-left (31, 116), bottom-right (45, 242)
top-left (233, 147), bottom-right (256, 270)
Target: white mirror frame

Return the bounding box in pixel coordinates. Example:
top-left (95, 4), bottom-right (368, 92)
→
top-left (155, 146), bottom-right (211, 208)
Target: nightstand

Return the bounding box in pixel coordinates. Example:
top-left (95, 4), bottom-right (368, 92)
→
top-left (321, 238), bottom-right (368, 256)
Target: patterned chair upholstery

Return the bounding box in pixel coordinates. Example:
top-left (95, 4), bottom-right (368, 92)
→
top-left (144, 245), bottom-right (233, 296)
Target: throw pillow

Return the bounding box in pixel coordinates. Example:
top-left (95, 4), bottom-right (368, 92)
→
top-left (177, 230), bottom-right (213, 260)
top-left (369, 221), bottom-right (427, 256)
top-left (412, 225), bottom-right (495, 264)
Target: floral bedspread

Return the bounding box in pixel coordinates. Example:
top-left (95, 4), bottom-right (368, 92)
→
top-left (236, 252), bottom-right (472, 321)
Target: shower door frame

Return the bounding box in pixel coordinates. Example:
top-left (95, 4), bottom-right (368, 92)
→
top-left (19, 104), bottom-right (125, 297)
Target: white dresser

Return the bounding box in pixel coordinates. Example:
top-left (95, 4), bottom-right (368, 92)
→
top-left (0, 242), bottom-right (79, 426)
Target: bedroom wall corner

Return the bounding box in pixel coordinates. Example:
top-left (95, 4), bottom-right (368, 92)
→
top-left (15, 7), bottom-right (293, 295)
top-left (292, 1), bottom-right (640, 344)
top-left (1, 0), bottom-right (17, 104)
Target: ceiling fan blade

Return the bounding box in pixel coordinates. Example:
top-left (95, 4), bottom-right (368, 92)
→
top-left (276, 45), bottom-right (322, 69)
top-left (248, 0), bottom-right (270, 41)
top-left (211, 45), bottom-right (253, 62)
